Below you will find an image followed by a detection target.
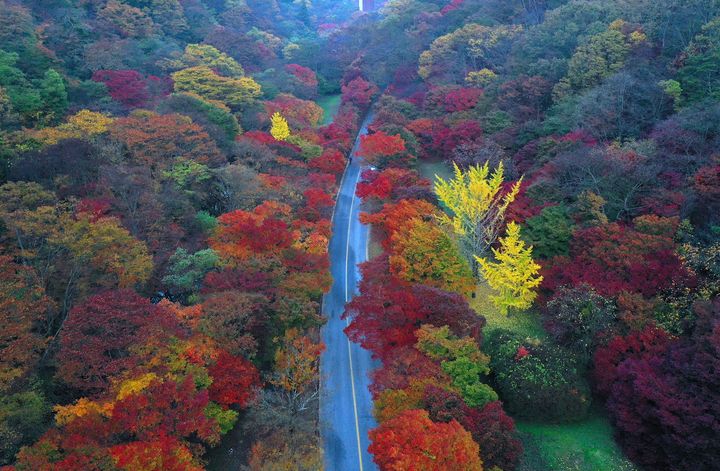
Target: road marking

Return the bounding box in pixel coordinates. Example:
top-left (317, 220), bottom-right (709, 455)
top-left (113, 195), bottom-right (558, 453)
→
top-left (345, 167), bottom-right (365, 471)
top-left (345, 168), bottom-right (363, 302)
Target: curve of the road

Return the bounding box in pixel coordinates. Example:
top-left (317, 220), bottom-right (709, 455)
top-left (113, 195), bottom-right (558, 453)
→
top-left (320, 113), bottom-right (380, 471)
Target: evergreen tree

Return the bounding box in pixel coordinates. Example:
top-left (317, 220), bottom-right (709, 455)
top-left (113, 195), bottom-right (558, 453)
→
top-left (38, 69), bottom-right (68, 125)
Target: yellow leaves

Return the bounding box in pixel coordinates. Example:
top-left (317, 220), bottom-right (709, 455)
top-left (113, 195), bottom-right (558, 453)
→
top-left (270, 328), bottom-right (324, 394)
top-left (169, 44), bottom-right (245, 77)
top-left (434, 162), bottom-right (521, 273)
top-left (465, 68), bottom-right (497, 87)
top-left (419, 23), bottom-right (521, 82)
top-left (388, 217), bottom-right (474, 296)
top-left (475, 222), bottom-right (542, 315)
top-left (270, 112), bottom-right (291, 141)
top-left (171, 66), bottom-right (262, 108)
top-left (117, 373), bottom-right (158, 401)
top-left (57, 215), bottom-right (153, 288)
top-left (68, 109), bottom-right (114, 133)
top-left (54, 398), bottom-right (113, 426)
top-left (630, 30), bottom-right (647, 44)
top-left (418, 50), bottom-right (433, 80)
top-left (30, 109), bottom-right (113, 145)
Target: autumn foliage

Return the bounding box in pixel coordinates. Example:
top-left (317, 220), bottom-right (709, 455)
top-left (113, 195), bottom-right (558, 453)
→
top-left (368, 409), bottom-right (483, 471)
top-left (57, 290), bottom-right (181, 394)
top-left (357, 131), bottom-right (407, 166)
top-left (210, 202), bottom-right (295, 263)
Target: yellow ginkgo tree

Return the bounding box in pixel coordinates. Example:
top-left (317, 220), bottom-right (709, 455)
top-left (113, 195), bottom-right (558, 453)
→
top-left (434, 161), bottom-right (521, 275)
top-left (270, 112), bottom-right (291, 141)
top-left (475, 221), bottom-right (542, 315)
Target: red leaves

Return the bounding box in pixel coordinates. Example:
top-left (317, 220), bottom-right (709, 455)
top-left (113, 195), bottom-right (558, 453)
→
top-left (460, 401), bottom-right (522, 471)
top-left (208, 351), bottom-right (260, 408)
top-left (357, 169), bottom-right (393, 200)
top-left (342, 257), bottom-right (482, 361)
top-left (515, 346), bottom-right (530, 361)
top-left (93, 70), bottom-right (149, 108)
top-left (444, 87), bottom-right (483, 112)
top-left (285, 64), bottom-right (318, 88)
top-left (370, 346), bottom-right (446, 399)
top-left (694, 164), bottom-right (720, 200)
top-left (593, 326), bottom-right (670, 396)
top-left (57, 290), bottom-right (182, 394)
top-left (356, 168), bottom-right (432, 202)
top-left (368, 409), bottom-right (482, 470)
top-left (357, 131), bottom-right (406, 166)
top-left (112, 375), bottom-right (219, 444)
top-left (543, 220), bottom-right (692, 298)
top-left (110, 434), bottom-right (203, 471)
top-left (92, 70), bottom-right (169, 109)
top-left (598, 301), bottom-right (720, 470)
top-left (304, 188), bottom-right (334, 211)
top-left (431, 120), bottom-right (482, 158)
top-left (302, 188), bottom-right (334, 221)
top-left (211, 203), bottom-right (295, 262)
top-left (341, 77), bottom-right (379, 108)
top-left (309, 149), bottom-right (346, 175)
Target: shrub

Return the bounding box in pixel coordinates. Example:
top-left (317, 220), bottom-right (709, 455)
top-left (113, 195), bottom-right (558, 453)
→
top-left (545, 285), bottom-right (617, 363)
top-left (485, 330), bottom-right (591, 422)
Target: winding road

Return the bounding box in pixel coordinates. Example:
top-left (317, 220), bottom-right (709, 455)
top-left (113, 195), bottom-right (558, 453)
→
top-left (320, 114), bottom-right (380, 471)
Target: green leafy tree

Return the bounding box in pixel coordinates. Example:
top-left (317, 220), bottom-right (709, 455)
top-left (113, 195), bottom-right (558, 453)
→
top-left (552, 21), bottom-right (644, 100)
top-left (163, 248), bottom-right (219, 300)
top-left (677, 18), bottom-right (720, 103)
top-left (38, 69), bottom-right (68, 125)
top-left (521, 205), bottom-right (575, 259)
top-left (415, 325), bottom-right (498, 408)
top-left (0, 391), bottom-right (51, 465)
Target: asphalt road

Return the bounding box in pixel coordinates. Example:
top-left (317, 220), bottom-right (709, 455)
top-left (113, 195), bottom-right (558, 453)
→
top-left (320, 114), bottom-right (380, 471)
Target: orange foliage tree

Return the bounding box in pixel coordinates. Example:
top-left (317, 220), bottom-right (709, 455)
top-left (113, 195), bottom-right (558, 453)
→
top-left (368, 409), bottom-right (483, 470)
top-left (210, 201), bottom-right (296, 263)
top-left (389, 217), bottom-right (474, 296)
top-left (111, 111), bottom-right (225, 172)
top-left (357, 131), bottom-right (407, 167)
top-left (0, 257), bottom-right (51, 391)
top-left (361, 199), bottom-right (438, 250)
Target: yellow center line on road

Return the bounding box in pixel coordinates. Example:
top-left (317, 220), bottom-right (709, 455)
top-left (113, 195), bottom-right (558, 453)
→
top-left (345, 168), bottom-right (365, 471)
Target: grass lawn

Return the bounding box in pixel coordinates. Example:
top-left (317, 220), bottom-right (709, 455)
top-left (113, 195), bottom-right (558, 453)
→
top-left (516, 407), bottom-right (638, 471)
top-left (471, 289), bottom-right (635, 470)
top-left (470, 284), bottom-right (546, 339)
top-left (316, 94), bottom-right (341, 126)
top-left (416, 159), bottom-right (454, 183)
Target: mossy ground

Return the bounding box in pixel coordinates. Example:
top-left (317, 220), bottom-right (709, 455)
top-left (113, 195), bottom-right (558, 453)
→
top-left (316, 94), bottom-right (342, 126)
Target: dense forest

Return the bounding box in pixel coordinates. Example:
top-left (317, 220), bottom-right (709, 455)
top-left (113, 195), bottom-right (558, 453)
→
top-left (0, 0), bottom-right (719, 470)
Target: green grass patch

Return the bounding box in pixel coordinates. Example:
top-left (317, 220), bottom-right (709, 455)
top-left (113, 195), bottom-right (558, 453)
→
top-left (516, 407), bottom-right (638, 471)
top-left (416, 159), bottom-right (454, 183)
top-left (470, 284), bottom-right (546, 339)
top-left (316, 94), bottom-right (341, 126)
